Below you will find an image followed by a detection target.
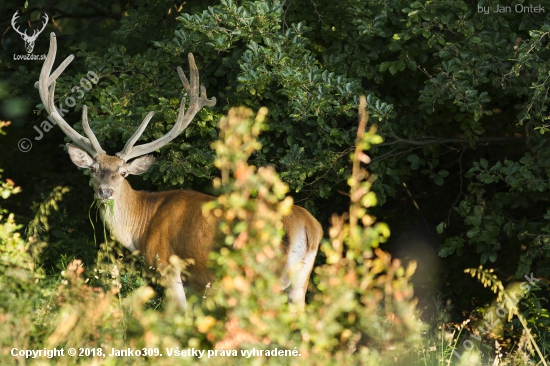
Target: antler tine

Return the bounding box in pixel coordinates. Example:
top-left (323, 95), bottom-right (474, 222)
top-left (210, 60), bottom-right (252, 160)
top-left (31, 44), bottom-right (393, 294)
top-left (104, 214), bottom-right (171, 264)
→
top-left (177, 60), bottom-right (215, 108)
top-left (82, 106), bottom-right (105, 155)
top-left (39, 13), bottom-right (49, 32)
top-left (117, 53), bottom-right (216, 161)
top-left (37, 33), bottom-right (103, 157)
top-left (29, 13), bottom-right (48, 40)
top-left (11, 11), bottom-right (24, 36)
top-left (188, 53), bottom-right (199, 97)
top-left (34, 53), bottom-right (76, 89)
top-left (185, 54), bottom-right (216, 107)
top-left (47, 81), bottom-right (98, 156)
top-left (177, 66), bottom-right (190, 94)
top-left (116, 111), bottom-right (156, 158)
top-left (199, 84), bottom-right (216, 107)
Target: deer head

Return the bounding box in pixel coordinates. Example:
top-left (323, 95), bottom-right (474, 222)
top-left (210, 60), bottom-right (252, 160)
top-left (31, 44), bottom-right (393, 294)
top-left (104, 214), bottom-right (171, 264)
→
top-left (67, 143), bottom-right (154, 201)
top-left (35, 33), bottom-right (216, 201)
top-left (12, 11), bottom-right (48, 53)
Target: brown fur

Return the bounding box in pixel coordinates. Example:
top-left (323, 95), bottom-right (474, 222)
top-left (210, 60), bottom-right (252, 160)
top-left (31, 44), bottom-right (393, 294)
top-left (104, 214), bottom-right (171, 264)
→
top-left (67, 144), bottom-right (322, 299)
top-left (117, 181), bottom-right (321, 292)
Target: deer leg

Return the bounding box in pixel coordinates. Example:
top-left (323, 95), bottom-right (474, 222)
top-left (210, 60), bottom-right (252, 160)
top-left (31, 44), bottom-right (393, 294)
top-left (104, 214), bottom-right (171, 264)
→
top-left (157, 253), bottom-right (191, 312)
top-left (166, 267), bottom-right (188, 312)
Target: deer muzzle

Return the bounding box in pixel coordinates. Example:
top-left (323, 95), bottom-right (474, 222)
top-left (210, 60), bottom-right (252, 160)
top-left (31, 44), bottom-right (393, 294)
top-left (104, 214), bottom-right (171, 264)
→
top-left (98, 187), bottom-right (114, 199)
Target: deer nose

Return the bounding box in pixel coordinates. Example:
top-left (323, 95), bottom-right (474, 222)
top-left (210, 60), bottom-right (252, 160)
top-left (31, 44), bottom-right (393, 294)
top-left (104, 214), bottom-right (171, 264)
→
top-left (98, 187), bottom-right (114, 199)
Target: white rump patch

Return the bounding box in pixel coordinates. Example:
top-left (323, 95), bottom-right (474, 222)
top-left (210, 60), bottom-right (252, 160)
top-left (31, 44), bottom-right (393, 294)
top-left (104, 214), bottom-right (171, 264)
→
top-left (280, 227), bottom-right (315, 307)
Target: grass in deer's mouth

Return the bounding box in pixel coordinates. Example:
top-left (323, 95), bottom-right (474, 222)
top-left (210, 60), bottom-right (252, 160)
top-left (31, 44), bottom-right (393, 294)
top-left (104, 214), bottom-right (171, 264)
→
top-left (88, 198), bottom-right (115, 246)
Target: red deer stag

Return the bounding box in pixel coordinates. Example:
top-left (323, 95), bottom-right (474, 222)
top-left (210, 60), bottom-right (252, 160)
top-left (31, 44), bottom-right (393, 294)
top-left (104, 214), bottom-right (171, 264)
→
top-left (36, 33), bottom-right (322, 310)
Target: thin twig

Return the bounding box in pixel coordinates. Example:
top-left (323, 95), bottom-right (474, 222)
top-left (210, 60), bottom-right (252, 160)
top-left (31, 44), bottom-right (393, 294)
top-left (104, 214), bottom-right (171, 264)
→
top-left (309, 0), bottom-right (323, 23)
top-left (380, 128), bottom-right (525, 147)
top-left (282, 0), bottom-right (293, 33)
top-left (402, 181), bottom-right (433, 234)
top-left (445, 148), bottom-right (466, 225)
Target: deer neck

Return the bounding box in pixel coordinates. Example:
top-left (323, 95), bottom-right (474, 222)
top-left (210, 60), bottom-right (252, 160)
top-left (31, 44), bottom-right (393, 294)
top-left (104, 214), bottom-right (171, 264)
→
top-left (99, 180), bottom-right (148, 253)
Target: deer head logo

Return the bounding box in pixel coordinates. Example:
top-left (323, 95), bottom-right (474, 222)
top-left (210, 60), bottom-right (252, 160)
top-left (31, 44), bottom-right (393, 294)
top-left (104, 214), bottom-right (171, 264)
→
top-left (11, 11), bottom-right (48, 54)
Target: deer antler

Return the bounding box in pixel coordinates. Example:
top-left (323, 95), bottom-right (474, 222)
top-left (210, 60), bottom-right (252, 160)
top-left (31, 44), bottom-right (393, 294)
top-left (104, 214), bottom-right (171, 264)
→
top-left (11, 11), bottom-right (26, 38)
top-left (29, 13), bottom-right (49, 41)
top-left (116, 53), bottom-right (216, 161)
top-left (35, 33), bottom-right (215, 161)
top-left (35, 33), bottom-right (105, 157)
top-left (12, 11), bottom-right (49, 41)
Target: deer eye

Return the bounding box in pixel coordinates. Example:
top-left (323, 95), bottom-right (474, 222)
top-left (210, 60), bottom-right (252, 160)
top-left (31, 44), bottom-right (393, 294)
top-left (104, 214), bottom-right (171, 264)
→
top-left (121, 172), bottom-right (127, 177)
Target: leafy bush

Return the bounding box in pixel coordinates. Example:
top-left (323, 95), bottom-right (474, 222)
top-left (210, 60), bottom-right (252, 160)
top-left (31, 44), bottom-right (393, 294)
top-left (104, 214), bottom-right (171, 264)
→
top-left (0, 103), bottom-right (425, 365)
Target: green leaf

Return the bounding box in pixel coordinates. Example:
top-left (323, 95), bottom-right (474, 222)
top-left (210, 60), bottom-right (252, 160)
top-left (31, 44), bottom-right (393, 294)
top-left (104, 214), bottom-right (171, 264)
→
top-left (436, 222), bottom-right (446, 234)
top-left (466, 227), bottom-right (480, 238)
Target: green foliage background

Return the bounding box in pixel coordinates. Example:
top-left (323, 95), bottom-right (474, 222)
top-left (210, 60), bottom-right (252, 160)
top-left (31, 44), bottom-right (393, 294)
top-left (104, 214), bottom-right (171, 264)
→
top-left (1, 0), bottom-right (550, 363)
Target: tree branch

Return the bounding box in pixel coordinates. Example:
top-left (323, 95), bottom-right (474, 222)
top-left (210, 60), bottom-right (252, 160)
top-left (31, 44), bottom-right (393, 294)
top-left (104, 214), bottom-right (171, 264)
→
top-left (380, 128), bottom-right (526, 147)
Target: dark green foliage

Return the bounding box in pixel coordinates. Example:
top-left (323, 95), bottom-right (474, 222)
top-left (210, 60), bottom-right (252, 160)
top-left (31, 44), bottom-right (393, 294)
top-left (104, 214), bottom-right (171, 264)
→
top-left (1, 0), bottom-right (550, 353)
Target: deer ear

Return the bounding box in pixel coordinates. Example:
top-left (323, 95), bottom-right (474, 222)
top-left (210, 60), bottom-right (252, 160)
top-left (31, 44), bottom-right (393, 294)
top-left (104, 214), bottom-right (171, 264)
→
top-left (127, 155), bottom-right (154, 175)
top-left (67, 143), bottom-right (94, 168)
